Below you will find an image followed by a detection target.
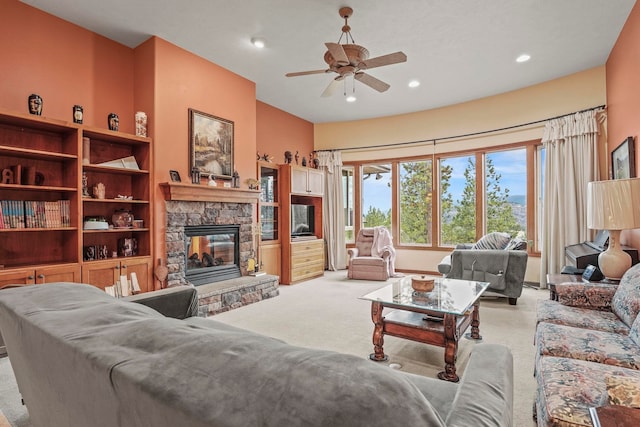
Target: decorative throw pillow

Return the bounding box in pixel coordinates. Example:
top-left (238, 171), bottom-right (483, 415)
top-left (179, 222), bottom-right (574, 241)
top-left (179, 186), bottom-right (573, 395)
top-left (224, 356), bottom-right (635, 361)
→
top-left (472, 232), bottom-right (511, 250)
top-left (505, 238), bottom-right (527, 251)
top-left (606, 375), bottom-right (640, 408)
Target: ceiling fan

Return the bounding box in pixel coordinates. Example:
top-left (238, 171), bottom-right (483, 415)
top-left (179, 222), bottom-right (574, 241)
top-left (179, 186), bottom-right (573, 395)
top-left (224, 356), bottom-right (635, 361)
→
top-left (285, 7), bottom-right (407, 98)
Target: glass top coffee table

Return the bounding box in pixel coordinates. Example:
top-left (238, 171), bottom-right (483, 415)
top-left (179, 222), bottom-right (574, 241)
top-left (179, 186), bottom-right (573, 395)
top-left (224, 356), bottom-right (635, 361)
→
top-left (360, 275), bottom-right (489, 382)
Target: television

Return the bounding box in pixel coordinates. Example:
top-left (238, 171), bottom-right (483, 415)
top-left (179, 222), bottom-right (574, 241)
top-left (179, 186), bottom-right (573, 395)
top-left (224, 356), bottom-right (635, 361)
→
top-left (291, 204), bottom-right (315, 238)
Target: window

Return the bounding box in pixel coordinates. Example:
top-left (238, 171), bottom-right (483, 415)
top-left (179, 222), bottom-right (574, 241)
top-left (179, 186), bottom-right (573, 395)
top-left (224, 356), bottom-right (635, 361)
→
top-left (361, 163), bottom-right (391, 228)
top-left (342, 167), bottom-right (355, 243)
top-left (399, 160), bottom-right (432, 244)
top-left (485, 148), bottom-right (526, 239)
top-left (439, 155), bottom-right (476, 245)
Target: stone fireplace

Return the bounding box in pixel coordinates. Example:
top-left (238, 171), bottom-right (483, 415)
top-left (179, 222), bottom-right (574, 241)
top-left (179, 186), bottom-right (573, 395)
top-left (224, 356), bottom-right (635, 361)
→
top-left (161, 183), bottom-right (279, 315)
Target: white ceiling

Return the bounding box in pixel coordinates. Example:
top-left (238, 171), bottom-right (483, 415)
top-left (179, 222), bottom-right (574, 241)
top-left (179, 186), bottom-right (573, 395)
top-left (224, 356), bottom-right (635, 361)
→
top-left (22, 0), bottom-right (635, 123)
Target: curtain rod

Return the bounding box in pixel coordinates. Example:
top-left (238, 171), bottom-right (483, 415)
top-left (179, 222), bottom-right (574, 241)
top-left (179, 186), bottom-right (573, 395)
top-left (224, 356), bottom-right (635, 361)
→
top-left (317, 104), bottom-right (606, 152)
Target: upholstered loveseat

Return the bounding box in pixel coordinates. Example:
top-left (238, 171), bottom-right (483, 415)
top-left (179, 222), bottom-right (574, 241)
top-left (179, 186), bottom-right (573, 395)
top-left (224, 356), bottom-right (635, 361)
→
top-left (0, 283), bottom-right (515, 427)
top-left (534, 263), bottom-right (640, 426)
top-left (438, 232), bottom-right (528, 305)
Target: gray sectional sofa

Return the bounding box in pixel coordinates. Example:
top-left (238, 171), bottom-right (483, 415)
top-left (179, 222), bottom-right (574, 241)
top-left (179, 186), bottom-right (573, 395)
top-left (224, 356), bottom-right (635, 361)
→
top-left (0, 283), bottom-right (514, 427)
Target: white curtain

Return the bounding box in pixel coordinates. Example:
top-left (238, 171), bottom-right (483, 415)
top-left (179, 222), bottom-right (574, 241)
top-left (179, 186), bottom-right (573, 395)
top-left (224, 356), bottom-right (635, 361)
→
top-left (539, 109), bottom-right (605, 287)
top-left (317, 150), bottom-right (346, 270)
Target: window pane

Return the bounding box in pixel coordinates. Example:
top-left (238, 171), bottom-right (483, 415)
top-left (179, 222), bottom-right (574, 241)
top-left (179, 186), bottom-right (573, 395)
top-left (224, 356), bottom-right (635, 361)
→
top-left (361, 163), bottom-right (391, 228)
top-left (440, 155), bottom-right (476, 245)
top-left (485, 149), bottom-right (526, 239)
top-left (399, 160), bottom-right (432, 244)
top-left (342, 167), bottom-right (355, 243)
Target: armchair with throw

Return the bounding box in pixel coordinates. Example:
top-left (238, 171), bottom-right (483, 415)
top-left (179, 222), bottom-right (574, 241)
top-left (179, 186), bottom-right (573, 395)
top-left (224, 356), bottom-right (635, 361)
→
top-left (348, 226), bottom-right (401, 281)
top-left (438, 232), bottom-right (528, 305)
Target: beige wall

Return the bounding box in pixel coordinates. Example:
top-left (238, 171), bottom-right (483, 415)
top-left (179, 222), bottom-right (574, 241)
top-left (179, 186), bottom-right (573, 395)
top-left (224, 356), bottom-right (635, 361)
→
top-left (316, 66), bottom-right (608, 283)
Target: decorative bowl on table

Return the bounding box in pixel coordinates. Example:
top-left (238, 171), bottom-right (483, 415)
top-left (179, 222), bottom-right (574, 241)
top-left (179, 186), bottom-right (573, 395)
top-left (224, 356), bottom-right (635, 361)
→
top-left (411, 275), bottom-right (436, 292)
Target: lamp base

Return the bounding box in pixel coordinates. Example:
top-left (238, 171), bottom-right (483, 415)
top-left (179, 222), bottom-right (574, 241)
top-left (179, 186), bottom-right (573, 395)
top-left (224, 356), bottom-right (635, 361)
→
top-left (598, 230), bottom-right (632, 280)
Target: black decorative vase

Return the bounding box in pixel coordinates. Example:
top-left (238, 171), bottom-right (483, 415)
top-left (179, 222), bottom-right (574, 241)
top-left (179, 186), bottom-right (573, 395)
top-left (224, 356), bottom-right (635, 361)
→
top-left (28, 94), bottom-right (43, 116)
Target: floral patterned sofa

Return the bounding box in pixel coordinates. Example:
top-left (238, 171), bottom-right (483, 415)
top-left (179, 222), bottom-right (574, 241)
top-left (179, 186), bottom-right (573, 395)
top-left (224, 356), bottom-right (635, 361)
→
top-left (533, 263), bottom-right (640, 426)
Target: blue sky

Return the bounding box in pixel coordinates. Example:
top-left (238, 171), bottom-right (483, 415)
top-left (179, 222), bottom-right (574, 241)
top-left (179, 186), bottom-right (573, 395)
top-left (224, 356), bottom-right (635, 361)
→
top-left (362, 148), bottom-right (528, 213)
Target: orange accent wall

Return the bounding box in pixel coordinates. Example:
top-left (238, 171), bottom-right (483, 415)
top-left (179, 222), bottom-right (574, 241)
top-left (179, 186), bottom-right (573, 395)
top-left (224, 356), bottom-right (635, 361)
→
top-left (256, 101), bottom-right (314, 165)
top-left (0, 0), bottom-right (135, 132)
top-left (607, 1), bottom-right (640, 249)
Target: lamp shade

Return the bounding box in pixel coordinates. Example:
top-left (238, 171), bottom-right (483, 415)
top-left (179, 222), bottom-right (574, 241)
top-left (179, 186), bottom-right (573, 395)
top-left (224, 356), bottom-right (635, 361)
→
top-left (587, 178), bottom-right (640, 230)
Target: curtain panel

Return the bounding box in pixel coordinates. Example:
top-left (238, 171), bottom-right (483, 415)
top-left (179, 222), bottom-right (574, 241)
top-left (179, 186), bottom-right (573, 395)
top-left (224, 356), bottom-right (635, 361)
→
top-left (317, 150), bottom-right (346, 270)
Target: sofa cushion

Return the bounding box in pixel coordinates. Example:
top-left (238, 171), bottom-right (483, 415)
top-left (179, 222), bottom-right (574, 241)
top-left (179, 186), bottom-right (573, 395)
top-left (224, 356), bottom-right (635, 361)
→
top-left (471, 232), bottom-right (511, 250)
top-left (504, 238), bottom-right (527, 251)
top-left (612, 263), bottom-right (640, 328)
top-left (606, 375), bottom-right (640, 408)
top-left (349, 256), bottom-right (388, 267)
top-left (537, 299), bottom-right (630, 335)
top-left (535, 322), bottom-right (640, 370)
top-left (536, 356), bottom-right (640, 427)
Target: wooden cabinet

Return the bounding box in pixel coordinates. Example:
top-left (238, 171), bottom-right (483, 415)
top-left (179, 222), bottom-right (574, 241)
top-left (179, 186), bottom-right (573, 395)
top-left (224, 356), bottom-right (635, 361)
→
top-left (289, 165), bottom-right (324, 196)
top-left (81, 127), bottom-right (153, 290)
top-left (289, 239), bottom-right (324, 283)
top-left (0, 109), bottom-right (153, 292)
top-left (81, 257), bottom-right (151, 292)
top-left (279, 164), bottom-right (324, 285)
top-left (258, 161), bottom-right (281, 276)
top-left (0, 264), bottom-right (81, 286)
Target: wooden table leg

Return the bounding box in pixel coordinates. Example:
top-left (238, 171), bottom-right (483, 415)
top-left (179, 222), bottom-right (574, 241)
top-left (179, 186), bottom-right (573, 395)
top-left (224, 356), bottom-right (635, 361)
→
top-left (465, 301), bottom-right (483, 341)
top-left (369, 301), bottom-right (388, 362)
top-left (438, 313), bottom-right (459, 382)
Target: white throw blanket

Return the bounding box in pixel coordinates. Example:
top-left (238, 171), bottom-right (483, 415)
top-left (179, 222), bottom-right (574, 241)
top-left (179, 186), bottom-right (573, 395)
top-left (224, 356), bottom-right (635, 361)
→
top-left (371, 226), bottom-right (403, 278)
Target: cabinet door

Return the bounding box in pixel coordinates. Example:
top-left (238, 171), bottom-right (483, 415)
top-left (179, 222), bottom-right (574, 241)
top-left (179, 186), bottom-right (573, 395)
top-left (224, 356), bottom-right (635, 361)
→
top-left (260, 243), bottom-right (281, 277)
top-left (290, 167), bottom-right (309, 194)
top-left (82, 260), bottom-right (120, 290)
top-left (36, 264), bottom-right (81, 284)
top-left (307, 169), bottom-right (324, 196)
top-left (0, 269), bottom-right (36, 286)
top-left (121, 257), bottom-right (152, 293)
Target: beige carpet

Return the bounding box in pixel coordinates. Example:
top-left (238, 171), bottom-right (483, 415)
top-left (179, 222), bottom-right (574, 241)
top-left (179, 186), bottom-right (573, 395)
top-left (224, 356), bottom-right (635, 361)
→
top-left (0, 271), bottom-right (546, 426)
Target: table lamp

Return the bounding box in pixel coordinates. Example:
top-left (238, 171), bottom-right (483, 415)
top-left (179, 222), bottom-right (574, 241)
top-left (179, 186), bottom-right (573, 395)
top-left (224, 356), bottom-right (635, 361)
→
top-left (587, 178), bottom-right (640, 280)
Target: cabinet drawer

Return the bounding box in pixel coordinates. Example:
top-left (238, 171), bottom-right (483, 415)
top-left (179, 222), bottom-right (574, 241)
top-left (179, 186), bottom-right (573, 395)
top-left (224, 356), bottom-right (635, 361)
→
top-left (291, 263), bottom-right (324, 282)
top-left (291, 239), bottom-right (323, 253)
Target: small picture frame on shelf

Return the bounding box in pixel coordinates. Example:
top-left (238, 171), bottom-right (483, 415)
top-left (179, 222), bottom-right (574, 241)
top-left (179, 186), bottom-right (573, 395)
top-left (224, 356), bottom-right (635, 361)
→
top-left (169, 170), bottom-right (181, 182)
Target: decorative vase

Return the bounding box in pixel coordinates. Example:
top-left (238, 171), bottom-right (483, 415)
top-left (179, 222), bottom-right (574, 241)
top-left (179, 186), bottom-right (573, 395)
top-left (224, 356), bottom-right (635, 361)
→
top-left (28, 94), bottom-right (43, 116)
top-left (73, 105), bottom-right (83, 124)
top-left (135, 111), bottom-right (147, 137)
top-left (108, 113), bottom-right (119, 131)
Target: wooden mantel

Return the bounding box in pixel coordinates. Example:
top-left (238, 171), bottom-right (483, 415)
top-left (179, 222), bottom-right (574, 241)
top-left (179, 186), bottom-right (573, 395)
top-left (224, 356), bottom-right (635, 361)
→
top-left (159, 182), bottom-right (260, 204)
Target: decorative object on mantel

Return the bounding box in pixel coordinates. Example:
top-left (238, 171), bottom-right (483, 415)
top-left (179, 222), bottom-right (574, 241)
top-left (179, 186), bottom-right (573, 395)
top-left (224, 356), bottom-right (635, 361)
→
top-left (232, 170), bottom-right (240, 188)
top-left (169, 170), bottom-right (181, 182)
top-left (246, 178), bottom-right (259, 190)
top-left (28, 94), bottom-right (43, 116)
top-left (208, 176), bottom-right (217, 186)
top-left (284, 150), bottom-right (293, 164)
top-left (189, 108), bottom-right (234, 180)
top-left (301, 156), bottom-right (307, 167)
top-left (261, 153), bottom-right (273, 162)
top-left (73, 105), bottom-right (83, 124)
top-left (190, 167), bottom-right (201, 184)
top-left (108, 113), bottom-right (119, 131)
top-left (295, 150), bottom-right (300, 165)
top-left (135, 111), bottom-right (147, 137)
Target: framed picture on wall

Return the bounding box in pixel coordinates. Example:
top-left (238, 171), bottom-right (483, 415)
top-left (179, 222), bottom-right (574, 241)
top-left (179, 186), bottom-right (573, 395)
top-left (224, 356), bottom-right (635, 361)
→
top-left (611, 136), bottom-right (635, 179)
top-left (189, 108), bottom-right (234, 180)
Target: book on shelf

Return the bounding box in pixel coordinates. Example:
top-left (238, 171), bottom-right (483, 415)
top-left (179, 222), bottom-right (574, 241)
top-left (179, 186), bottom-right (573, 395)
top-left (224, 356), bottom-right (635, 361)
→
top-left (0, 200), bottom-right (70, 229)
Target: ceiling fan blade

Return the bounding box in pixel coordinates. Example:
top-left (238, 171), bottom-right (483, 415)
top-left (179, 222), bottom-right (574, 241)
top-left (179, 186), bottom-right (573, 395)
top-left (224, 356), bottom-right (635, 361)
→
top-left (285, 69), bottom-right (330, 77)
top-left (355, 72), bottom-right (390, 93)
top-left (360, 51), bottom-right (407, 69)
top-left (321, 77), bottom-right (344, 98)
top-left (325, 42), bottom-right (349, 65)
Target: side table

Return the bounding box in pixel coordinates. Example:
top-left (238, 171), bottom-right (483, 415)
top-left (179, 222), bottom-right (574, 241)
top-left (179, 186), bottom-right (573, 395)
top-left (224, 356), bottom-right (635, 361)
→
top-left (590, 405), bottom-right (640, 426)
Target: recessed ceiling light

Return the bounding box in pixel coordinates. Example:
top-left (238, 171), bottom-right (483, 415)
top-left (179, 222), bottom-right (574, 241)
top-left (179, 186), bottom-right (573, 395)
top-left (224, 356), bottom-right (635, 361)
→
top-left (516, 54), bottom-right (531, 63)
top-left (251, 37), bottom-right (266, 49)
top-left (408, 80), bottom-right (420, 88)
top-left (346, 95), bottom-right (357, 103)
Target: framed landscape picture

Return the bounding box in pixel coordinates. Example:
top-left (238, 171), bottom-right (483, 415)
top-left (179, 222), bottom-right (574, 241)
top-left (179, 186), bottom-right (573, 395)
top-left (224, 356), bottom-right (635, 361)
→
top-left (189, 108), bottom-right (234, 180)
top-left (611, 136), bottom-right (635, 179)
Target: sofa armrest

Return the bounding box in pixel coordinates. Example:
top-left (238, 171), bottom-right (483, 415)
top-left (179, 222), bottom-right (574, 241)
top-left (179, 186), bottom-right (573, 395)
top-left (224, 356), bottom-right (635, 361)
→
top-left (555, 282), bottom-right (617, 310)
top-left (347, 247), bottom-right (359, 259)
top-left (446, 344), bottom-right (513, 427)
top-left (123, 286), bottom-right (199, 319)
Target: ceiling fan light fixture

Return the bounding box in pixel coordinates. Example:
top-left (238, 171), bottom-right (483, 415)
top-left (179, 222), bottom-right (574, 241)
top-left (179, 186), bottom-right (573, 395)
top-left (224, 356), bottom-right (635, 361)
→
top-left (408, 80), bottom-right (420, 88)
top-left (251, 37), bottom-right (266, 49)
top-left (346, 95), bottom-right (357, 103)
top-left (516, 53), bottom-right (530, 63)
